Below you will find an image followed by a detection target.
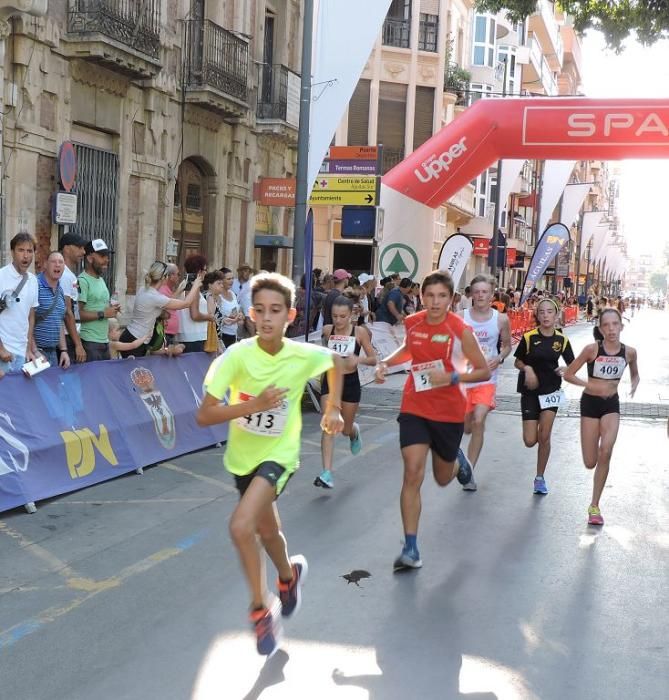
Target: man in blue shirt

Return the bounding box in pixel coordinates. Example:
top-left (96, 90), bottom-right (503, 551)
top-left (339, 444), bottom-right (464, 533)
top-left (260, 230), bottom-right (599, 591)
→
top-left (376, 277), bottom-right (412, 325)
top-left (34, 251), bottom-right (70, 368)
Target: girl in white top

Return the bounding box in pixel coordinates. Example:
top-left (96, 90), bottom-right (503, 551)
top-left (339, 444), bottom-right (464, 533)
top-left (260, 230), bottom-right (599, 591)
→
top-left (176, 255), bottom-right (215, 352)
top-left (216, 267), bottom-right (243, 347)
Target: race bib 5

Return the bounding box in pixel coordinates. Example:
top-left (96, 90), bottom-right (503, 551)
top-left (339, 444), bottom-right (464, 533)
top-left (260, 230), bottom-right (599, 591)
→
top-left (411, 360), bottom-right (445, 392)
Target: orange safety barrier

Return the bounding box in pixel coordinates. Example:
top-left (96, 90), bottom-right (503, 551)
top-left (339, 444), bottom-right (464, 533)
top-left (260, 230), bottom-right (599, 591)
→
top-left (508, 309), bottom-right (535, 341)
top-left (563, 306), bottom-right (578, 325)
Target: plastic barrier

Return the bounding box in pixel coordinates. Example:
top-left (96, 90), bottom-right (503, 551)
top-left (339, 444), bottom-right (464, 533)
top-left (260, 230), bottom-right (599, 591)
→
top-left (563, 306), bottom-right (579, 325)
top-left (0, 353), bottom-right (227, 514)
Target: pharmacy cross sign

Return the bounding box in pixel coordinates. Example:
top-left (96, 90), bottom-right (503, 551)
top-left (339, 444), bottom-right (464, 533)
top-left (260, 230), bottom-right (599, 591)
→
top-left (379, 243), bottom-right (419, 279)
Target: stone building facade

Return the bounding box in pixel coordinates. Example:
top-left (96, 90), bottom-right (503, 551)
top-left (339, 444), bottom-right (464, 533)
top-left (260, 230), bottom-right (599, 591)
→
top-left (0, 0), bottom-right (301, 301)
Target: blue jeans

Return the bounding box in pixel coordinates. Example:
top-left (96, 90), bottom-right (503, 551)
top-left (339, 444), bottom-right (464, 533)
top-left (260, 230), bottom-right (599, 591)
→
top-left (0, 354), bottom-right (26, 374)
top-left (38, 349), bottom-right (59, 367)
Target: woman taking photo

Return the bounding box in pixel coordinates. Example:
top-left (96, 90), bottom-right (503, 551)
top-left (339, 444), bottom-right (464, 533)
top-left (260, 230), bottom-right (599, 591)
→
top-left (119, 261), bottom-right (202, 357)
top-left (216, 267), bottom-right (243, 348)
top-left (563, 308), bottom-right (639, 525)
top-left (177, 254), bottom-right (214, 353)
top-left (513, 298), bottom-right (575, 495)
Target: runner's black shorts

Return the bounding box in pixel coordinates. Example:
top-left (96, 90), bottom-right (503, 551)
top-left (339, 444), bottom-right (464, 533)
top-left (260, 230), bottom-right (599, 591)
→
top-left (234, 461), bottom-right (292, 499)
top-left (520, 394), bottom-right (559, 421)
top-left (397, 413), bottom-right (464, 462)
top-left (321, 371), bottom-right (361, 404)
top-left (580, 392), bottom-right (620, 419)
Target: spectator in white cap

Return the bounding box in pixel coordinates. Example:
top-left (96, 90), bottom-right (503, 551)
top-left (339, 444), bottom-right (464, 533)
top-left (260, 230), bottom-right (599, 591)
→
top-left (58, 232), bottom-right (87, 363)
top-left (0, 233), bottom-right (40, 373)
top-left (78, 239), bottom-right (119, 361)
top-left (232, 261), bottom-right (253, 298)
top-left (322, 268), bottom-right (351, 326)
top-left (358, 272), bottom-right (377, 323)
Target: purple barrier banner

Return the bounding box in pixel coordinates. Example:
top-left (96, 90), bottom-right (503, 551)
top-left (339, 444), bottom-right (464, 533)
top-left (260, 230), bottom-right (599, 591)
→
top-left (0, 353), bottom-right (227, 514)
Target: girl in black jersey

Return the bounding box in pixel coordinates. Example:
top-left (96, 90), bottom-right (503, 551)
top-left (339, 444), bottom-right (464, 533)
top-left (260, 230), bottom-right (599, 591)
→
top-left (514, 299), bottom-right (575, 495)
top-left (315, 296), bottom-right (376, 489)
top-left (564, 308), bottom-right (639, 525)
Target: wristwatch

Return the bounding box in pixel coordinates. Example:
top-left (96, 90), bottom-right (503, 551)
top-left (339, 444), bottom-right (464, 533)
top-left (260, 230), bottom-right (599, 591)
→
top-left (97, 311), bottom-right (105, 320)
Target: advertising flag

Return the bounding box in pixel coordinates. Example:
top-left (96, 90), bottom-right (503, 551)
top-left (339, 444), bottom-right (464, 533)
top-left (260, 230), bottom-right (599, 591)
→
top-left (520, 223), bottom-right (570, 304)
top-left (437, 233), bottom-right (473, 288)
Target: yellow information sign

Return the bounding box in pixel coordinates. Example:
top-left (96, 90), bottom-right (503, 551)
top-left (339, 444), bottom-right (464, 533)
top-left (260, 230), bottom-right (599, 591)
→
top-left (312, 175), bottom-right (377, 192)
top-left (309, 190), bottom-right (378, 206)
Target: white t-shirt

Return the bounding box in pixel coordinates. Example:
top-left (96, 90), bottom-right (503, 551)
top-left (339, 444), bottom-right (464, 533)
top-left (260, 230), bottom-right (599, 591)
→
top-left (0, 264), bottom-right (39, 356)
top-left (127, 286), bottom-right (171, 338)
top-left (217, 291), bottom-right (240, 336)
top-left (177, 293), bottom-right (208, 342)
top-left (60, 265), bottom-right (79, 332)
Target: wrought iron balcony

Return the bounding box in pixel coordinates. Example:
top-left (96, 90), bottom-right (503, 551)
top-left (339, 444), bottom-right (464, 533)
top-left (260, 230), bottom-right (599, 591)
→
top-left (183, 18), bottom-right (249, 116)
top-left (257, 64), bottom-right (300, 131)
top-left (381, 146), bottom-right (404, 175)
top-left (382, 17), bottom-right (410, 49)
top-left (66, 0), bottom-right (161, 78)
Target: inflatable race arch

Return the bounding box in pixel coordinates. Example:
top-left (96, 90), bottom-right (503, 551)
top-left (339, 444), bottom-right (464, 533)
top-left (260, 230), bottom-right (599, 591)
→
top-left (378, 98), bottom-right (669, 281)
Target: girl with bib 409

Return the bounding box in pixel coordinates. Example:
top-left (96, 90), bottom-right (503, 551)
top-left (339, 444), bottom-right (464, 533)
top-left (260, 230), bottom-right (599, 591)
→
top-left (564, 308), bottom-right (639, 525)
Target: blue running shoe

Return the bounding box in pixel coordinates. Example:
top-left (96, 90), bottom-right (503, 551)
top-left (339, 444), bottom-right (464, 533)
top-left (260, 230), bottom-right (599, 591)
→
top-left (456, 448), bottom-right (473, 485)
top-left (250, 601), bottom-right (282, 656)
top-left (393, 546), bottom-right (423, 572)
top-left (278, 554), bottom-right (308, 618)
top-left (350, 424), bottom-right (362, 456)
top-left (533, 476), bottom-right (548, 495)
top-left (314, 469), bottom-right (334, 489)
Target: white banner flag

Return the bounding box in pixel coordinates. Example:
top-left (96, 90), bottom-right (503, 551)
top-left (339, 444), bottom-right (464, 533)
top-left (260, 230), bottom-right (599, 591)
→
top-left (561, 183), bottom-right (591, 227)
top-left (581, 211), bottom-right (605, 250)
top-left (308, 0), bottom-right (393, 198)
top-left (437, 233), bottom-right (473, 288)
top-left (538, 160), bottom-right (576, 236)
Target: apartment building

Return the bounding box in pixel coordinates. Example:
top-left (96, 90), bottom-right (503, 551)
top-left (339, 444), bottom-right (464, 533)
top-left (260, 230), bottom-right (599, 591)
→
top-left (0, 0), bottom-right (302, 303)
top-left (311, 0), bottom-right (477, 277)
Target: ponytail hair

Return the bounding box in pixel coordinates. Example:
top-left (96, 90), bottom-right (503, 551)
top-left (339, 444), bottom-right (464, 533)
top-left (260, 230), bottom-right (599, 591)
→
top-left (145, 261), bottom-right (168, 287)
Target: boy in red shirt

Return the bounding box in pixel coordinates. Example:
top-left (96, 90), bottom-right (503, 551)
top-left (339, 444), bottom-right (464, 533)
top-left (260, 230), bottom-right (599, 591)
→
top-left (375, 271), bottom-right (490, 571)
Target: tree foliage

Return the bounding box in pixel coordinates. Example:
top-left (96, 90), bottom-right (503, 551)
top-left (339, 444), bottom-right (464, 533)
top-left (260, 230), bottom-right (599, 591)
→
top-left (649, 272), bottom-right (667, 293)
top-left (475, 1), bottom-right (669, 51)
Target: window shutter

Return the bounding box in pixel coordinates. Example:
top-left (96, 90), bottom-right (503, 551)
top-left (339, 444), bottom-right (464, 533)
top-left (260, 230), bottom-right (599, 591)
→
top-left (412, 86), bottom-right (434, 151)
top-left (347, 79), bottom-right (371, 146)
top-left (377, 81), bottom-right (407, 149)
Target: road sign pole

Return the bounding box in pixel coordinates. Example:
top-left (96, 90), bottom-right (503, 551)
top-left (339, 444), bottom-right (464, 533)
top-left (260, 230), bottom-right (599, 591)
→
top-left (291, 0), bottom-right (314, 286)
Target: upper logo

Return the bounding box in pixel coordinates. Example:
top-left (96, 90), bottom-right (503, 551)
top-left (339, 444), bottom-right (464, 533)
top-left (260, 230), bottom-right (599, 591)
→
top-left (414, 137), bottom-right (468, 183)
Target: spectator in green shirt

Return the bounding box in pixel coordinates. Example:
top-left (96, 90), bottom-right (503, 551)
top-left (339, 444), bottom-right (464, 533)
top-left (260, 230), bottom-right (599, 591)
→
top-left (78, 239), bottom-right (119, 362)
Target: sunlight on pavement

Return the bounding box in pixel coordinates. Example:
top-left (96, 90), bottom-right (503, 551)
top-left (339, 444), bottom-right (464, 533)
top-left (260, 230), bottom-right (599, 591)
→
top-left (603, 525), bottom-right (635, 551)
top-left (191, 632), bottom-right (379, 699)
top-left (459, 655), bottom-right (538, 699)
top-left (519, 621), bottom-right (568, 657)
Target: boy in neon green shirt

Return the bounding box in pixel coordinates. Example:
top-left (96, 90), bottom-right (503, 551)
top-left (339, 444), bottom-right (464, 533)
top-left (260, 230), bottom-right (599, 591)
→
top-left (198, 272), bottom-right (344, 656)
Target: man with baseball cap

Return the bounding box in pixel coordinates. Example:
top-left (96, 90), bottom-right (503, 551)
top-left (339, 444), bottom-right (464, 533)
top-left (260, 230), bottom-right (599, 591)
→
top-left (358, 273), bottom-right (377, 323)
top-left (58, 232), bottom-right (87, 363)
top-left (78, 239), bottom-right (119, 361)
top-left (322, 269), bottom-right (351, 326)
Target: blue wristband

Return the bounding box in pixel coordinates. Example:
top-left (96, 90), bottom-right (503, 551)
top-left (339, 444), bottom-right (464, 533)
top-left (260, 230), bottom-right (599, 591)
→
top-left (451, 370), bottom-right (460, 385)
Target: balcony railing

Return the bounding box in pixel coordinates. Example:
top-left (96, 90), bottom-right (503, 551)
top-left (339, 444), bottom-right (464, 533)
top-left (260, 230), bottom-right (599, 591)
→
top-left (382, 17), bottom-right (410, 49)
top-left (381, 146), bottom-right (404, 175)
top-left (68, 0), bottom-right (161, 59)
top-left (257, 64), bottom-right (300, 127)
top-left (184, 19), bottom-right (249, 103)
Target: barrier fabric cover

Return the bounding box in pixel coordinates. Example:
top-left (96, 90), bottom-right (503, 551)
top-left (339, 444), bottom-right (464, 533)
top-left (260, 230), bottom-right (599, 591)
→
top-left (0, 354), bottom-right (227, 513)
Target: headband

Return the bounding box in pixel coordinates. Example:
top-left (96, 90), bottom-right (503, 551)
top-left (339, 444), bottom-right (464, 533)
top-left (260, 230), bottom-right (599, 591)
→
top-left (537, 298), bottom-right (560, 314)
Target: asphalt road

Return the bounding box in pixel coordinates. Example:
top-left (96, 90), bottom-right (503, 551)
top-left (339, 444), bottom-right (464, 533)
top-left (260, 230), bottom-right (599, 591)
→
top-left (0, 310), bottom-right (667, 699)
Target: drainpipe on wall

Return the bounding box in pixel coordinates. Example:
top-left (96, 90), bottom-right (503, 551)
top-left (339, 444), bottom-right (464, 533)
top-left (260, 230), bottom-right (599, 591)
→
top-left (0, 1), bottom-right (47, 263)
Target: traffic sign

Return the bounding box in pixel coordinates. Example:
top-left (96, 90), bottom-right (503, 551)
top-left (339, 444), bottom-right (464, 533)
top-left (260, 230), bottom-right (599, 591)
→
top-left (327, 145), bottom-right (378, 161)
top-left (312, 175), bottom-right (377, 192)
top-left (319, 159), bottom-right (377, 175)
top-left (309, 190), bottom-right (377, 206)
top-left (58, 141), bottom-right (77, 192)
